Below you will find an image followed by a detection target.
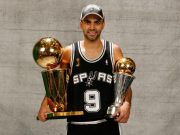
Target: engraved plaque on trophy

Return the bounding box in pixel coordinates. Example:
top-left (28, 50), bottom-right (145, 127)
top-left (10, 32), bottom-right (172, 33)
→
top-left (107, 57), bottom-right (136, 118)
top-left (33, 37), bottom-right (84, 119)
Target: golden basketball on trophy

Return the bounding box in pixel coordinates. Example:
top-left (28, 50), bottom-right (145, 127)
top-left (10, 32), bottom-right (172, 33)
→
top-left (115, 57), bottom-right (136, 75)
top-left (33, 37), bottom-right (63, 69)
top-left (33, 37), bottom-right (84, 119)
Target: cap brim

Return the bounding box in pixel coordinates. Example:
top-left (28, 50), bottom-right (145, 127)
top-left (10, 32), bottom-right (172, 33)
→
top-left (81, 12), bottom-right (104, 20)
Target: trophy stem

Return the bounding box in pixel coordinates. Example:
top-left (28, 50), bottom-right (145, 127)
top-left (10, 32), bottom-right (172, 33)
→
top-left (106, 73), bottom-right (135, 118)
top-left (47, 70), bottom-right (59, 107)
top-left (40, 69), bottom-right (84, 119)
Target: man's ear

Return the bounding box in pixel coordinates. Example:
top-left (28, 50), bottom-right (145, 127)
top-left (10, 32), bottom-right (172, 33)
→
top-left (80, 21), bottom-right (83, 29)
top-left (102, 21), bottom-right (105, 29)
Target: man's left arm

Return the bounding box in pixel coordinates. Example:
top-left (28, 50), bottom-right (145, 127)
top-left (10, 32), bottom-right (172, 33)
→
top-left (112, 43), bottom-right (132, 123)
top-left (115, 87), bottom-right (132, 123)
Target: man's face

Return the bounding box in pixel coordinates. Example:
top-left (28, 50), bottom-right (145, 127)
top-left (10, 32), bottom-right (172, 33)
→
top-left (80, 14), bottom-right (105, 41)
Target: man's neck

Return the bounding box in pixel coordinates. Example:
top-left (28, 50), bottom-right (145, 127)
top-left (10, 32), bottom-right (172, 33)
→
top-left (80, 38), bottom-right (104, 60)
top-left (83, 38), bottom-right (103, 49)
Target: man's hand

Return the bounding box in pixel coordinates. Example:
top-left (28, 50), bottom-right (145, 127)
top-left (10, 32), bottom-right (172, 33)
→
top-left (38, 107), bottom-right (48, 122)
top-left (113, 101), bottom-right (131, 123)
top-left (37, 97), bottom-right (52, 122)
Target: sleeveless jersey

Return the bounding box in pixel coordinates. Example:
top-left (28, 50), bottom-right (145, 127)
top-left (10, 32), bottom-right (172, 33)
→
top-left (67, 40), bottom-right (115, 122)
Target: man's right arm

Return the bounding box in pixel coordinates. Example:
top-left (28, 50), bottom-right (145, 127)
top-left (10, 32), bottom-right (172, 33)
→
top-left (37, 96), bottom-right (51, 122)
top-left (60, 45), bottom-right (72, 68)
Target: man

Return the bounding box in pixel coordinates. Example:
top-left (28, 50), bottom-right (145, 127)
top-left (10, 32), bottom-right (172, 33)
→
top-left (38, 4), bottom-right (132, 135)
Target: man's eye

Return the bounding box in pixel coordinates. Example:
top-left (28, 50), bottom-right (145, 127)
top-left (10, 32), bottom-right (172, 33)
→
top-left (95, 21), bottom-right (101, 24)
top-left (84, 20), bottom-right (90, 24)
top-left (95, 20), bottom-right (103, 25)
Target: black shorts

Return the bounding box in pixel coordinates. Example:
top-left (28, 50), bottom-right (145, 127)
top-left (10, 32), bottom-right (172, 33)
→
top-left (67, 119), bottom-right (120, 135)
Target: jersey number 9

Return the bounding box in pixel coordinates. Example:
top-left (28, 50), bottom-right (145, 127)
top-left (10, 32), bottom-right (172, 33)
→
top-left (84, 90), bottom-right (101, 112)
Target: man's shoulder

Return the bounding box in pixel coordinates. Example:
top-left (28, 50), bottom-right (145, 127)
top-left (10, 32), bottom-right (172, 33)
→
top-left (104, 40), bottom-right (120, 49)
top-left (63, 40), bottom-right (81, 52)
top-left (66, 41), bottom-right (81, 48)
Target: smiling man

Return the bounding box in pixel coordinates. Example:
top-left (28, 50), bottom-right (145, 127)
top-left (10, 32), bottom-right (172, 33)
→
top-left (38, 4), bottom-right (132, 135)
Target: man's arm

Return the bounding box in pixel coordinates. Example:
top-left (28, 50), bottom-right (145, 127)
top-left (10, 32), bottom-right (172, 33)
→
top-left (60, 45), bottom-right (72, 68)
top-left (115, 87), bottom-right (132, 123)
top-left (113, 44), bottom-right (132, 123)
top-left (37, 96), bottom-right (50, 121)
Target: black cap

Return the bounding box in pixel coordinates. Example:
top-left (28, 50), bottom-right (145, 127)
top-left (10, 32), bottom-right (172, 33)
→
top-left (80, 4), bottom-right (104, 20)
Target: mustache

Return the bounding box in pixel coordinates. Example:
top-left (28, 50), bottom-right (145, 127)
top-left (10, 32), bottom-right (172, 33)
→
top-left (87, 30), bottom-right (97, 33)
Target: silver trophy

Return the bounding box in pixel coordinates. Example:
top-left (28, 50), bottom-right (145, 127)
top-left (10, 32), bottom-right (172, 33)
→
top-left (33, 37), bottom-right (83, 119)
top-left (107, 57), bottom-right (136, 118)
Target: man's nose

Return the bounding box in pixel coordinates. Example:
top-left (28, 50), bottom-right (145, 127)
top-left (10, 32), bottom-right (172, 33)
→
top-left (89, 23), bottom-right (95, 30)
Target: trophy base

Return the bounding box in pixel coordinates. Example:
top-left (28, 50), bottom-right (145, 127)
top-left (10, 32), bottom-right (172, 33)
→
top-left (47, 111), bottom-right (84, 119)
top-left (106, 105), bottom-right (119, 118)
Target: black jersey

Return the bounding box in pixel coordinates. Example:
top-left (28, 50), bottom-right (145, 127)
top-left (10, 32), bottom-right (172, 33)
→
top-left (67, 40), bottom-right (115, 122)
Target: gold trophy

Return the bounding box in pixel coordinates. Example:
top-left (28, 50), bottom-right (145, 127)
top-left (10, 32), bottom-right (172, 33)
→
top-left (33, 37), bottom-right (84, 119)
top-left (106, 57), bottom-right (136, 118)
